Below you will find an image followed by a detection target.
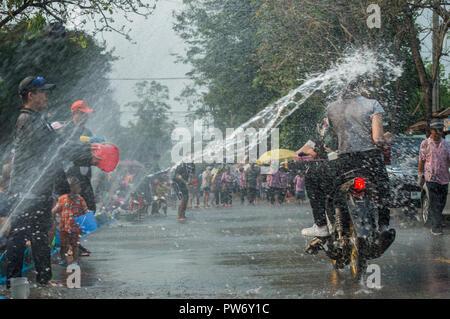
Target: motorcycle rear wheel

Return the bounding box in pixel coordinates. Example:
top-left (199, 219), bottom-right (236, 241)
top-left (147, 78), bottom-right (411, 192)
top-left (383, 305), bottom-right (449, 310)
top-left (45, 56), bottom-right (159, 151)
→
top-left (349, 232), bottom-right (367, 280)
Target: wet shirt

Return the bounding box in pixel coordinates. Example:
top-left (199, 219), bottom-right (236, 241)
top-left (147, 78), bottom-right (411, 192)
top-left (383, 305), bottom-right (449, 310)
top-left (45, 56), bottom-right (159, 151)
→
top-left (245, 167), bottom-right (260, 188)
top-left (202, 170), bottom-right (212, 188)
top-left (239, 172), bottom-right (246, 188)
top-left (280, 172), bottom-right (288, 189)
top-left (221, 173), bottom-right (233, 189)
top-left (294, 175), bottom-right (305, 192)
top-left (53, 194), bottom-right (88, 234)
top-left (10, 108), bottom-right (58, 197)
top-left (419, 138), bottom-right (450, 185)
top-left (269, 172), bottom-right (281, 188)
top-left (327, 95), bottom-right (384, 154)
top-left (213, 172), bottom-right (223, 188)
top-left (174, 163), bottom-right (193, 184)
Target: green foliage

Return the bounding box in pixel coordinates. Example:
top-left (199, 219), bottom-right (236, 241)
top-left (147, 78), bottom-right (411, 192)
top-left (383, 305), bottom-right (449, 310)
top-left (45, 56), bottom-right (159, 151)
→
top-left (401, 63), bottom-right (450, 132)
top-left (0, 0), bottom-right (157, 38)
top-left (0, 21), bottom-right (116, 146)
top-left (279, 94), bottom-right (326, 150)
top-left (173, 0), bottom-right (279, 132)
top-left (122, 81), bottom-right (176, 164)
top-left (254, 0), bottom-right (423, 134)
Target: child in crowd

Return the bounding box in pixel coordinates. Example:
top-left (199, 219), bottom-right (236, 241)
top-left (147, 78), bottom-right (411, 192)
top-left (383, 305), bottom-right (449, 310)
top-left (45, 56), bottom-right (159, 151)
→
top-left (52, 177), bottom-right (89, 266)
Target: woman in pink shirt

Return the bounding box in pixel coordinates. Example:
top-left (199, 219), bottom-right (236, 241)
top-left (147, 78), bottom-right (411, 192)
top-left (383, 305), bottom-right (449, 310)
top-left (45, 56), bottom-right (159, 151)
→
top-left (294, 171), bottom-right (306, 204)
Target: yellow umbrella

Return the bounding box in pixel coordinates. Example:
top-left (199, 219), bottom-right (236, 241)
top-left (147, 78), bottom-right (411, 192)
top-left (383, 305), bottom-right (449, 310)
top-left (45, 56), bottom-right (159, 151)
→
top-left (256, 149), bottom-right (297, 165)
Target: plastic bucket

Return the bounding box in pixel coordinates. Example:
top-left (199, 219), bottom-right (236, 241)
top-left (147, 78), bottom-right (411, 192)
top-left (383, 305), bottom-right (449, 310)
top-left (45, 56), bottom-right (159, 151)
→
top-left (75, 211), bottom-right (98, 234)
top-left (10, 277), bottom-right (30, 299)
top-left (92, 143), bottom-right (119, 173)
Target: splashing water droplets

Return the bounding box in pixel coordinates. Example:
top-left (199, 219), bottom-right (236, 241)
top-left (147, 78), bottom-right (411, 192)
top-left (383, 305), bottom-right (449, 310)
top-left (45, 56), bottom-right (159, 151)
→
top-left (152, 48), bottom-right (403, 179)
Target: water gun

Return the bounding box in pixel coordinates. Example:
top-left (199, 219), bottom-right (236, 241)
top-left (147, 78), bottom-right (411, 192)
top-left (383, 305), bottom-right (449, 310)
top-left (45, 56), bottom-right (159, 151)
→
top-left (80, 136), bottom-right (106, 143)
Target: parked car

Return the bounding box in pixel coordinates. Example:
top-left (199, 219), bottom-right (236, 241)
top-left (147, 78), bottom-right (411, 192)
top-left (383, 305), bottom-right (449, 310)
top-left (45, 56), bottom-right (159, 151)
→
top-left (386, 136), bottom-right (424, 219)
top-left (388, 134), bottom-right (450, 225)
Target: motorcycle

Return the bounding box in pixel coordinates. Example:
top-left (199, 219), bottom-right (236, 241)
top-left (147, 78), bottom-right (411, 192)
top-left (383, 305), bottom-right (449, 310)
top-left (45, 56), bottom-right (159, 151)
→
top-left (305, 168), bottom-right (396, 280)
top-left (151, 195), bottom-right (167, 216)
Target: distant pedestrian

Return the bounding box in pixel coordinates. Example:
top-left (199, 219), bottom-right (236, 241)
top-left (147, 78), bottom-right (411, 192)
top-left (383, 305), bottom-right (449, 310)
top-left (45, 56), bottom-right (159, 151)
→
top-left (173, 162), bottom-right (194, 221)
top-left (279, 166), bottom-right (288, 204)
top-left (212, 168), bottom-right (223, 207)
top-left (221, 167), bottom-right (234, 207)
top-left (294, 171), bottom-right (306, 204)
top-left (245, 163), bottom-right (260, 205)
top-left (239, 167), bottom-right (246, 205)
top-left (418, 119), bottom-right (450, 236)
top-left (268, 169), bottom-right (281, 205)
top-left (201, 167), bottom-right (212, 208)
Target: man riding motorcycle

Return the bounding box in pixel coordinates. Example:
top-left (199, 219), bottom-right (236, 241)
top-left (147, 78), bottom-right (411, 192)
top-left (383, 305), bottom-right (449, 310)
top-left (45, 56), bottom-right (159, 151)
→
top-left (301, 79), bottom-right (393, 238)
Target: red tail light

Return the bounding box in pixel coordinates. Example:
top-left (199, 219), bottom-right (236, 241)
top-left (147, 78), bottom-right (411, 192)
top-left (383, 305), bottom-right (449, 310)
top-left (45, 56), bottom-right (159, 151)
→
top-left (354, 177), bottom-right (365, 190)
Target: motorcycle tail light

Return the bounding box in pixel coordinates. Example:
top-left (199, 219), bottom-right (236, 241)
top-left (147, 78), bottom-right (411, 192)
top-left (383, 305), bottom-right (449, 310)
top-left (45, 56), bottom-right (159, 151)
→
top-left (354, 177), bottom-right (365, 190)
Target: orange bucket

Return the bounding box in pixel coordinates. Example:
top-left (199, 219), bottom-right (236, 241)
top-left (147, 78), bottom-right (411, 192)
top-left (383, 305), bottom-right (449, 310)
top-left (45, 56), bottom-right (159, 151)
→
top-left (92, 143), bottom-right (120, 173)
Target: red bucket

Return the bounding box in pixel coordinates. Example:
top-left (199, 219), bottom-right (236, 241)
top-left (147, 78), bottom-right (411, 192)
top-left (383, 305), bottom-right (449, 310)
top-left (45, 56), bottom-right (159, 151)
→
top-left (92, 143), bottom-right (120, 173)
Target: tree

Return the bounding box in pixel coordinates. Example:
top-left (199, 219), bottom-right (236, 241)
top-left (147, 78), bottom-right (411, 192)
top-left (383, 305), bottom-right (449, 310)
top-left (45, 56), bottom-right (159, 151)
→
top-left (0, 22), bottom-right (116, 147)
top-left (122, 80), bottom-right (176, 165)
top-left (173, 0), bottom-right (279, 132)
top-left (254, 0), bottom-right (425, 132)
top-left (0, 0), bottom-right (157, 38)
top-left (399, 0), bottom-right (449, 133)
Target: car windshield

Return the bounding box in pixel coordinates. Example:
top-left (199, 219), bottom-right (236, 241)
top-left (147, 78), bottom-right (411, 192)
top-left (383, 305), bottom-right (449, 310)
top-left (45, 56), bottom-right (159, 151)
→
top-left (390, 136), bottom-right (424, 171)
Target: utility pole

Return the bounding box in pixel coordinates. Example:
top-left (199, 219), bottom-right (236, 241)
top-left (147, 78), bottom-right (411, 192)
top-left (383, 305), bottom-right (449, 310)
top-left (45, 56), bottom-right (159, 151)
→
top-left (432, 0), bottom-right (440, 113)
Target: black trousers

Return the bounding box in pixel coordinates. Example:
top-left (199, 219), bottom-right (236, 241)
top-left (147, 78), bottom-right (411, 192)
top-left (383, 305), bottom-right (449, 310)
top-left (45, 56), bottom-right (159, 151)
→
top-left (426, 182), bottom-right (448, 231)
top-left (247, 187), bottom-right (257, 204)
top-left (6, 200), bottom-right (52, 287)
top-left (240, 187), bottom-right (246, 204)
top-left (224, 187), bottom-right (233, 205)
top-left (305, 162), bottom-right (330, 227)
top-left (214, 190), bottom-right (221, 205)
top-left (305, 149), bottom-right (391, 228)
top-left (279, 188), bottom-right (287, 204)
top-left (268, 187), bottom-right (281, 204)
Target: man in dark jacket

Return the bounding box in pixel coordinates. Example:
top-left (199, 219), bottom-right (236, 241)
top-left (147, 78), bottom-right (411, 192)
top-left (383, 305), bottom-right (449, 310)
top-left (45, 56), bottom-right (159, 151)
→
top-left (6, 76), bottom-right (92, 288)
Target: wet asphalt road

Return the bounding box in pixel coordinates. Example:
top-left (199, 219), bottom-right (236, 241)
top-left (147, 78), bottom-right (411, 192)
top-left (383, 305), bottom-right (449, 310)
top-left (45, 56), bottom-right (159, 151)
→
top-left (3, 199), bottom-right (450, 299)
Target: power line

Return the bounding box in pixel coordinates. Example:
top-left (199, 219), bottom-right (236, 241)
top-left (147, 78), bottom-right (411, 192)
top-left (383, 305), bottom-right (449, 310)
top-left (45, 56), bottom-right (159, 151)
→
top-left (105, 77), bottom-right (191, 81)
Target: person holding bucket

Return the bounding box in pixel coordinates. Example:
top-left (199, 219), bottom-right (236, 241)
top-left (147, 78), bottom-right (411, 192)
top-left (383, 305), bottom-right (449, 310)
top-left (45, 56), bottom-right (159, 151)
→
top-left (60, 100), bottom-right (98, 256)
top-left (52, 177), bottom-right (89, 266)
top-left (59, 101), bottom-right (97, 213)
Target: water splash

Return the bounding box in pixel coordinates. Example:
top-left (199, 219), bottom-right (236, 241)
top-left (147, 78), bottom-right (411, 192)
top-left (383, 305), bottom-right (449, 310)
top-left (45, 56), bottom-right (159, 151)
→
top-left (152, 47), bottom-right (403, 175)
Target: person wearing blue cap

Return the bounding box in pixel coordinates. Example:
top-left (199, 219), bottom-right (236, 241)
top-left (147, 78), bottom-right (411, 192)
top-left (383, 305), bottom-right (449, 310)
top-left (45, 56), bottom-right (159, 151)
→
top-left (6, 76), bottom-right (63, 288)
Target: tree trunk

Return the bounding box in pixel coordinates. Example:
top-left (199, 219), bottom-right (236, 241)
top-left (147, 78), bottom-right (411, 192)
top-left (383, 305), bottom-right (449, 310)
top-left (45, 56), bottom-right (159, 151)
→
top-left (403, 6), bottom-right (432, 136)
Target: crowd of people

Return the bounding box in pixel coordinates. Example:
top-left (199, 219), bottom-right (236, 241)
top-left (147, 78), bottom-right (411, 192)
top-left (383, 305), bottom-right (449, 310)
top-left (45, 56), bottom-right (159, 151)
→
top-left (102, 161), bottom-right (309, 223)
top-left (169, 162), bottom-right (308, 221)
